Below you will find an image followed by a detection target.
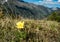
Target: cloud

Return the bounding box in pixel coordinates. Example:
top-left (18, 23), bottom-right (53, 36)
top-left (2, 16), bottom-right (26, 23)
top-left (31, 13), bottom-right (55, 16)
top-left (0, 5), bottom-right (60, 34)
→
top-left (45, 0), bottom-right (52, 2)
top-left (33, 0), bottom-right (60, 8)
top-left (58, 0), bottom-right (60, 2)
top-left (39, 1), bottom-right (42, 2)
top-left (35, 0), bottom-right (60, 4)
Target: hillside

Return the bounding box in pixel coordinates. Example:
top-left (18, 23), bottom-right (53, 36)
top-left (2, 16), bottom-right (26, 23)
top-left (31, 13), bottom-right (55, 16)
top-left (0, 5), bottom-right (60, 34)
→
top-left (0, 0), bottom-right (52, 19)
top-left (0, 0), bottom-right (60, 42)
top-left (0, 17), bottom-right (60, 42)
top-left (47, 7), bottom-right (60, 22)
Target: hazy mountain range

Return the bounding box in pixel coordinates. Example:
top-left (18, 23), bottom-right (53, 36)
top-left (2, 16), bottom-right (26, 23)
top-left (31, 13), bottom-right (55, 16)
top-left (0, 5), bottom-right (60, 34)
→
top-left (0, 0), bottom-right (54, 19)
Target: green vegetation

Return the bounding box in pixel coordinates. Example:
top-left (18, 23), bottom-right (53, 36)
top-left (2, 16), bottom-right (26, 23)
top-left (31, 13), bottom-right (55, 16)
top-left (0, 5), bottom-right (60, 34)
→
top-left (0, 7), bottom-right (60, 42)
top-left (0, 1), bottom-right (60, 42)
top-left (0, 17), bottom-right (60, 42)
top-left (48, 12), bottom-right (60, 22)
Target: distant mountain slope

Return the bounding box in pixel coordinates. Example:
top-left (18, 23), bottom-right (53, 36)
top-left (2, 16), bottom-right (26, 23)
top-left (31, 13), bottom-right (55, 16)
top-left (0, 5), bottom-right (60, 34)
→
top-left (48, 9), bottom-right (60, 22)
top-left (0, 0), bottom-right (52, 19)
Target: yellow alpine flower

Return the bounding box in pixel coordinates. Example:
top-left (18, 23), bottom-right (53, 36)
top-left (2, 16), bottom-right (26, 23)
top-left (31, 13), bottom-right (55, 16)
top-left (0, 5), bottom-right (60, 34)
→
top-left (16, 21), bottom-right (25, 29)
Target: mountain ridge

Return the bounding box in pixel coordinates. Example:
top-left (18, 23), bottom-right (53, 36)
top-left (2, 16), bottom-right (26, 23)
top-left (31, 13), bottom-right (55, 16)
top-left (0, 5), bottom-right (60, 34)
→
top-left (0, 0), bottom-right (52, 19)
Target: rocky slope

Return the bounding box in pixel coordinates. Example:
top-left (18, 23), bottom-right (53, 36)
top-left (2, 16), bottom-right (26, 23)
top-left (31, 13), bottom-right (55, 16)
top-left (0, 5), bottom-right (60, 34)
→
top-left (0, 0), bottom-right (52, 19)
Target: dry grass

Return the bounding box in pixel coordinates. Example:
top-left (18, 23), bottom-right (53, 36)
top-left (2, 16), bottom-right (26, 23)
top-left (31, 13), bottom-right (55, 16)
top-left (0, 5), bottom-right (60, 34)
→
top-left (0, 17), bottom-right (60, 42)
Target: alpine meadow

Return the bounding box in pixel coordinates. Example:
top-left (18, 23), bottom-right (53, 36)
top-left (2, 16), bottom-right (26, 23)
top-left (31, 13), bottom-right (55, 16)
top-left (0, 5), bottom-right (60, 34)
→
top-left (0, 0), bottom-right (60, 42)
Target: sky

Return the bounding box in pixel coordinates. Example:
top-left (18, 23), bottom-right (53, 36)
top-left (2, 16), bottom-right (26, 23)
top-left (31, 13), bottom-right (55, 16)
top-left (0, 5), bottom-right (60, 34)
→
top-left (23, 0), bottom-right (60, 8)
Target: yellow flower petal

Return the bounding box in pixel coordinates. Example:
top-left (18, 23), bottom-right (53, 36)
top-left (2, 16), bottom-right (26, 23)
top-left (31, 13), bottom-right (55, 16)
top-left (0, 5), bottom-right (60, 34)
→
top-left (16, 21), bottom-right (24, 29)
